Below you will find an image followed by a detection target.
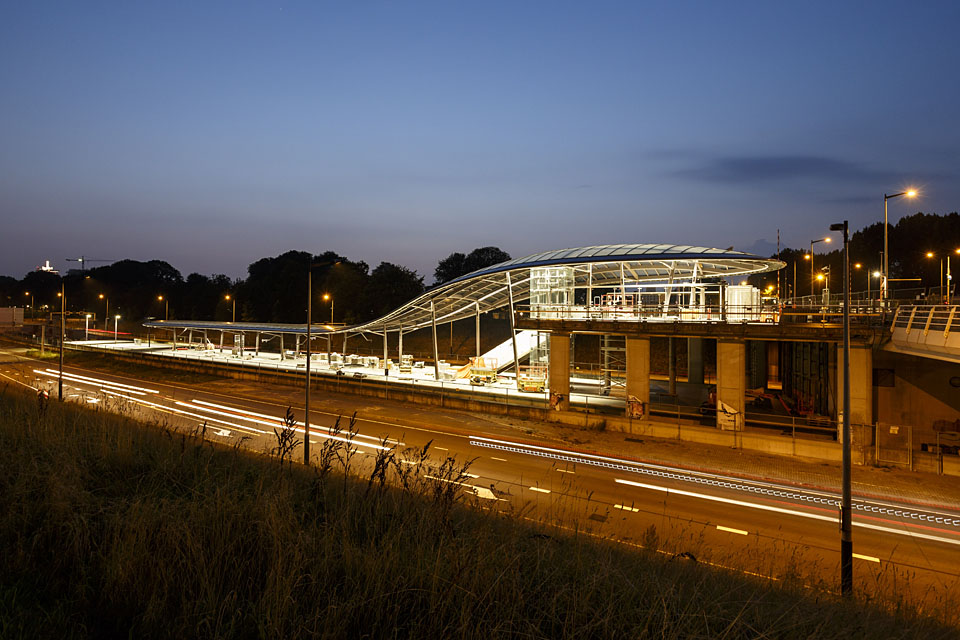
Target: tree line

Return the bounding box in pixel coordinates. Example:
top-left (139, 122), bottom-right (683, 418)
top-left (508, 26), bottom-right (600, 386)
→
top-left (749, 211), bottom-right (960, 299)
top-left (0, 246), bottom-right (511, 325)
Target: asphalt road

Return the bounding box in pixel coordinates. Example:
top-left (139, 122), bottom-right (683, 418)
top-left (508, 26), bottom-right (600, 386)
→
top-left (2, 345), bottom-right (958, 602)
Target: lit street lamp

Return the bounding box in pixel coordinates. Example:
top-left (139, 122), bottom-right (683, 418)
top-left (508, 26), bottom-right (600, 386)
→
top-left (882, 189), bottom-right (917, 302)
top-left (225, 294), bottom-right (236, 323)
top-left (58, 282), bottom-right (65, 401)
top-left (99, 294), bottom-right (109, 330)
top-left (323, 293), bottom-right (334, 323)
top-left (157, 295), bottom-right (169, 321)
top-left (809, 236), bottom-right (831, 296)
top-left (85, 314), bottom-right (91, 341)
top-left (24, 291), bottom-right (33, 318)
top-left (114, 315), bottom-right (121, 343)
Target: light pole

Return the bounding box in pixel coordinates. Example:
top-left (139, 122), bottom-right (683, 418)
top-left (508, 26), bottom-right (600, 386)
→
top-left (883, 190), bottom-right (917, 302)
top-left (157, 295), bottom-right (169, 321)
top-left (85, 314), bottom-right (91, 341)
top-left (950, 249), bottom-right (959, 305)
top-left (808, 237), bottom-right (831, 297)
top-left (830, 220), bottom-right (853, 596)
top-left (24, 291), bottom-right (32, 318)
top-left (114, 315), bottom-right (121, 343)
top-left (58, 283), bottom-right (65, 401)
top-left (323, 293), bottom-right (333, 323)
top-left (225, 294), bottom-right (236, 322)
top-left (305, 261), bottom-right (340, 466)
top-left (99, 294), bottom-right (109, 330)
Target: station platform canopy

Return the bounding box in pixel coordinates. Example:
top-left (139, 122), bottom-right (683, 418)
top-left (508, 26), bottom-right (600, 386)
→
top-left (144, 243), bottom-right (784, 338)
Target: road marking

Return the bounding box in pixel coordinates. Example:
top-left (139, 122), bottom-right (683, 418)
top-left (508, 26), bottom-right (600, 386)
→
top-left (530, 487), bottom-right (551, 494)
top-left (717, 525), bottom-right (749, 536)
top-left (556, 468), bottom-right (575, 474)
top-left (491, 457), bottom-right (507, 462)
top-left (434, 446), bottom-right (448, 451)
top-left (615, 478), bottom-right (960, 547)
top-left (423, 475), bottom-right (501, 500)
top-left (614, 504), bottom-right (639, 512)
top-left (853, 553), bottom-right (881, 563)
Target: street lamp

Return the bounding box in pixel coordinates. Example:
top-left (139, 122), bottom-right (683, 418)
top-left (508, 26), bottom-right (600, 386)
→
top-left (85, 314), bottom-right (91, 341)
top-left (224, 294), bottom-right (236, 323)
top-left (99, 294), bottom-right (109, 330)
top-left (323, 293), bottom-right (334, 323)
top-left (23, 291), bottom-right (32, 318)
top-left (830, 220), bottom-right (853, 597)
top-left (58, 282), bottom-right (65, 401)
top-left (882, 189), bottom-right (918, 302)
top-left (809, 237), bottom-right (831, 297)
top-left (114, 315), bottom-right (121, 343)
top-left (157, 295), bottom-right (169, 321)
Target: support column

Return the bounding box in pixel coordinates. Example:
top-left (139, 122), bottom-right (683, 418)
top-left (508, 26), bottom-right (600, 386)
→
top-left (687, 337), bottom-right (704, 384)
top-left (548, 333), bottom-right (570, 411)
top-left (383, 329), bottom-right (389, 376)
top-left (668, 337), bottom-right (677, 395)
top-left (625, 336), bottom-right (650, 419)
top-left (219, 331), bottom-right (224, 353)
top-left (475, 302), bottom-right (481, 357)
top-left (280, 334), bottom-right (284, 360)
top-left (837, 344), bottom-right (873, 431)
top-left (398, 327), bottom-right (403, 359)
top-left (716, 339), bottom-right (746, 430)
top-left (431, 301), bottom-right (441, 380)
top-left (255, 332), bottom-right (260, 356)
top-left (507, 272), bottom-right (520, 388)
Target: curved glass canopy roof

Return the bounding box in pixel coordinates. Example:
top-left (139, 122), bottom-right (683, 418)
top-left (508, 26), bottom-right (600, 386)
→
top-left (144, 244), bottom-right (784, 336)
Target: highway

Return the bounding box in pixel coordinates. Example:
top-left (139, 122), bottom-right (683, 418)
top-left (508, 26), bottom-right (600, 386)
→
top-left (2, 344), bottom-right (959, 602)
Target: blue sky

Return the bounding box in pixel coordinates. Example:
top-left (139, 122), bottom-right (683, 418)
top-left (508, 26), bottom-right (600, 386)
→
top-left (2, 1), bottom-right (958, 280)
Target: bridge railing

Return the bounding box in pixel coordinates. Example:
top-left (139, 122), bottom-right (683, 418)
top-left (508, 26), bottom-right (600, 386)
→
top-left (517, 303), bottom-right (887, 326)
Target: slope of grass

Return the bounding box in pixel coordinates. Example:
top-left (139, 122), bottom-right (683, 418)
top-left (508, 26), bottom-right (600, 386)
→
top-left (0, 387), bottom-right (954, 639)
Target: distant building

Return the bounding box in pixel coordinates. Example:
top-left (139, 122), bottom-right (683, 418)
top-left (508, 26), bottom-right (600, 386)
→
top-left (37, 260), bottom-right (59, 274)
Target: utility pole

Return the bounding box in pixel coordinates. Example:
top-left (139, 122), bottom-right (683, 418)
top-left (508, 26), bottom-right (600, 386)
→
top-left (59, 281), bottom-right (65, 401)
top-left (305, 269), bottom-right (312, 466)
top-left (831, 220), bottom-right (853, 596)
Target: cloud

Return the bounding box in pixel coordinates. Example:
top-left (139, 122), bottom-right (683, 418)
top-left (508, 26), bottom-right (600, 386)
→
top-left (673, 155), bottom-right (895, 184)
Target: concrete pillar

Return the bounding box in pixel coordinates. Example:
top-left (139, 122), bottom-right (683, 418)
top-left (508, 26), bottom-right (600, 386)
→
top-left (625, 336), bottom-right (651, 418)
top-left (548, 333), bottom-right (571, 411)
top-left (668, 337), bottom-right (677, 395)
top-left (687, 337), bottom-right (704, 384)
top-left (716, 339), bottom-right (746, 430)
top-left (837, 344), bottom-right (873, 428)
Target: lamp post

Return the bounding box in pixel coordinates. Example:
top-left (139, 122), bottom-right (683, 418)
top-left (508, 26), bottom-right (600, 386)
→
top-left (323, 293), bottom-right (333, 323)
top-left (85, 314), bottom-right (91, 341)
top-left (157, 295), bottom-right (169, 321)
top-left (224, 294), bottom-right (236, 323)
top-left (883, 190), bottom-right (917, 302)
top-left (114, 315), bottom-right (121, 343)
top-left (58, 283), bottom-right (65, 401)
top-left (950, 249), bottom-right (959, 305)
top-left (305, 261), bottom-right (340, 466)
top-left (24, 291), bottom-right (32, 318)
top-left (829, 220), bottom-right (853, 596)
top-left (99, 294), bottom-right (109, 330)
top-left (809, 237), bottom-right (831, 297)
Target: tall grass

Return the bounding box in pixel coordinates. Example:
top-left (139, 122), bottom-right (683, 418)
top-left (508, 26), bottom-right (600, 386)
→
top-left (0, 385), bottom-right (954, 639)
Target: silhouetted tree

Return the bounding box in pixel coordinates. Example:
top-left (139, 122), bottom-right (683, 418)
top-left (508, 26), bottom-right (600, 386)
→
top-left (434, 246), bottom-right (510, 284)
top-left (365, 262), bottom-right (425, 319)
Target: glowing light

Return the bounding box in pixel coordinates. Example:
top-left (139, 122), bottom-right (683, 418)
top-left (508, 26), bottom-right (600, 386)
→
top-left (906, 189), bottom-right (917, 197)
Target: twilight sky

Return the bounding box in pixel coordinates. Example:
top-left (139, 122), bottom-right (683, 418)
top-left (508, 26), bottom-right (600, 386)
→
top-left (2, 1), bottom-right (958, 281)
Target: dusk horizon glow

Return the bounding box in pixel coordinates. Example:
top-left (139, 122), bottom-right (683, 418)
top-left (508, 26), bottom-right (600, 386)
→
top-left (2, 1), bottom-right (958, 280)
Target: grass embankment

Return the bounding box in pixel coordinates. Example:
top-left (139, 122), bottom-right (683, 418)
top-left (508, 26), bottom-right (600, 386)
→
top-left (0, 388), bottom-right (953, 639)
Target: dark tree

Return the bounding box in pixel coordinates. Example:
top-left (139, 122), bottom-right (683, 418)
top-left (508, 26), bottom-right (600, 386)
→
top-left (434, 252), bottom-right (466, 285)
top-left (434, 247), bottom-right (510, 284)
top-left (364, 262), bottom-right (425, 319)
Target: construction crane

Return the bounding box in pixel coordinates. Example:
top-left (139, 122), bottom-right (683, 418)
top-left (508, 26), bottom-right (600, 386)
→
top-left (65, 256), bottom-right (113, 273)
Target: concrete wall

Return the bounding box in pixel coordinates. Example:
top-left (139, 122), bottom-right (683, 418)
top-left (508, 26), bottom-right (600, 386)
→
top-left (836, 345), bottom-right (874, 428)
top-left (874, 350), bottom-right (960, 446)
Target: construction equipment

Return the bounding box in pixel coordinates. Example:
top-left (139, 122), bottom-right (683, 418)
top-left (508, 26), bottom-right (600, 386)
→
top-left (66, 256), bottom-right (113, 273)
